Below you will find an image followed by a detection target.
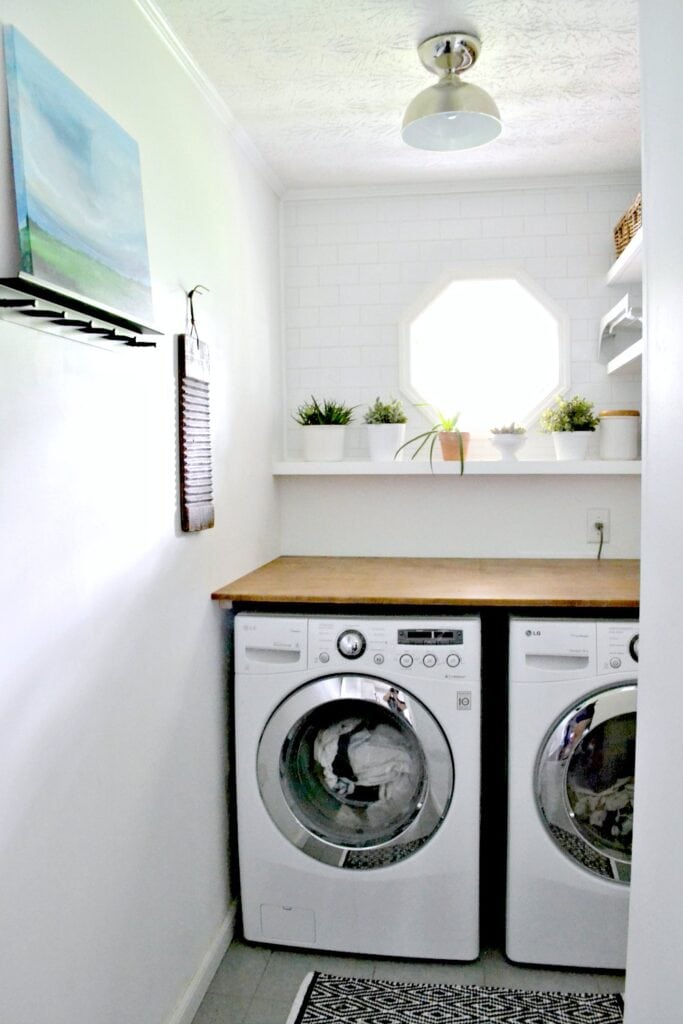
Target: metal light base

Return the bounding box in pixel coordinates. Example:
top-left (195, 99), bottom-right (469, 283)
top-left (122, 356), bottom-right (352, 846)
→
top-left (417, 33), bottom-right (482, 78)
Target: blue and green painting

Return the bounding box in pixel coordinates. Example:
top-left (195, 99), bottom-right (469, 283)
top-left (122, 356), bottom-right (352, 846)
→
top-left (3, 27), bottom-right (153, 323)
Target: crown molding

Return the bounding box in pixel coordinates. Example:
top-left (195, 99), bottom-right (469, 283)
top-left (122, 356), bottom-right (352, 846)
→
top-left (133, 0), bottom-right (284, 196)
top-left (282, 171), bottom-right (642, 203)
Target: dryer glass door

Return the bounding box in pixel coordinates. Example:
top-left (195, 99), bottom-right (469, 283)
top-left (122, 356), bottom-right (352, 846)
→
top-left (257, 675), bottom-right (454, 869)
top-left (536, 682), bottom-right (636, 883)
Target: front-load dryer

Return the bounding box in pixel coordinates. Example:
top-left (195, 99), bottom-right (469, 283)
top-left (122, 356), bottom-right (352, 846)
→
top-left (506, 617), bottom-right (638, 969)
top-left (234, 613), bottom-right (481, 960)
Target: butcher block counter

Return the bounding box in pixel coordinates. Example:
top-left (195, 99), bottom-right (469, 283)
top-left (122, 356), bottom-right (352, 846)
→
top-left (211, 556), bottom-right (639, 608)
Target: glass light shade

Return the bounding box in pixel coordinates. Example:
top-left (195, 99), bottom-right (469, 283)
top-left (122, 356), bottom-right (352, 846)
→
top-left (402, 77), bottom-right (501, 151)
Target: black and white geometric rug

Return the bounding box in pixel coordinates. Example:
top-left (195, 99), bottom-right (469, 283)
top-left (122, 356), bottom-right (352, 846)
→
top-left (286, 972), bottom-right (624, 1024)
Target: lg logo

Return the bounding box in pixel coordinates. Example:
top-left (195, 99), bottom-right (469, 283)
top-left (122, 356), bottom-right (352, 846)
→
top-left (525, 629), bottom-right (541, 636)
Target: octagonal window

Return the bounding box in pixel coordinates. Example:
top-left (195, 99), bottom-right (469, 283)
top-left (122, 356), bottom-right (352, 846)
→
top-left (400, 270), bottom-right (568, 434)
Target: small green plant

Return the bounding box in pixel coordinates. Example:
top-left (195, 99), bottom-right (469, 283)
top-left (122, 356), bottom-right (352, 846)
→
top-left (491, 422), bottom-right (526, 435)
top-left (293, 396), bottom-right (355, 426)
top-left (395, 407), bottom-right (466, 475)
top-left (363, 396), bottom-right (408, 424)
top-left (540, 395), bottom-right (600, 433)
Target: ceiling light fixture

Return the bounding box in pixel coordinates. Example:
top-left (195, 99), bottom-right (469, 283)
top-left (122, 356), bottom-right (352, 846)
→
top-left (402, 33), bottom-right (501, 151)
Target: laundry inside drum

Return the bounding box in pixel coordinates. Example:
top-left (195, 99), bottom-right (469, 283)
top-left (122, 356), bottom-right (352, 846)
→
top-left (565, 711), bottom-right (636, 859)
top-left (280, 698), bottom-right (428, 849)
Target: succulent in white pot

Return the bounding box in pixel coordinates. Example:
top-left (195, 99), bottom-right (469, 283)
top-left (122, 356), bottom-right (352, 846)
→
top-left (540, 395), bottom-right (600, 461)
top-left (293, 396), bottom-right (355, 461)
top-left (363, 396), bottom-right (408, 461)
top-left (490, 422), bottom-right (527, 461)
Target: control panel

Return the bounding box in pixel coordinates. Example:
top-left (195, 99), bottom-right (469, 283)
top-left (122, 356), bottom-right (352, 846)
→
top-left (235, 615), bottom-right (307, 674)
top-left (509, 617), bottom-right (639, 682)
top-left (597, 620), bottom-right (639, 674)
top-left (308, 617), bottom-right (480, 680)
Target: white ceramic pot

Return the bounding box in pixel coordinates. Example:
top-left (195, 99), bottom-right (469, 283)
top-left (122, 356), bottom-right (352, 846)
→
top-left (552, 430), bottom-right (591, 461)
top-left (490, 434), bottom-right (527, 461)
top-left (302, 424), bottom-right (346, 462)
top-left (367, 423), bottom-right (406, 462)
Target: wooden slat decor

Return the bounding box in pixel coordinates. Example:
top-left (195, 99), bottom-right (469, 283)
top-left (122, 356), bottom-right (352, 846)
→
top-left (178, 332), bottom-right (214, 532)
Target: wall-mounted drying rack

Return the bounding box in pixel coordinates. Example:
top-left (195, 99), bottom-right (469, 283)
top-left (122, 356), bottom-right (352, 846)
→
top-left (600, 227), bottom-right (644, 378)
top-left (599, 293), bottom-right (642, 340)
top-left (0, 274), bottom-right (162, 349)
top-left (597, 292), bottom-right (643, 374)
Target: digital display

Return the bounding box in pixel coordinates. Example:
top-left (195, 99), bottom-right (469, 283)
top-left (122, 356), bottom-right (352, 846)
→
top-left (397, 629), bottom-right (463, 645)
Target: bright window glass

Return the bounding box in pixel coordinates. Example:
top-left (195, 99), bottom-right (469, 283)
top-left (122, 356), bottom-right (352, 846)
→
top-left (403, 275), bottom-right (565, 433)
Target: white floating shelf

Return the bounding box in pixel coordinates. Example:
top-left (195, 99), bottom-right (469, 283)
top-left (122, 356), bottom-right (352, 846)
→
top-left (606, 228), bottom-right (643, 286)
top-left (607, 338), bottom-right (643, 376)
top-left (274, 461), bottom-right (642, 476)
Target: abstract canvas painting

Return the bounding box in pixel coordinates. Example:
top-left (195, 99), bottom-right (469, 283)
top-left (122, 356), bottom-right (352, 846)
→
top-left (3, 27), bottom-right (153, 324)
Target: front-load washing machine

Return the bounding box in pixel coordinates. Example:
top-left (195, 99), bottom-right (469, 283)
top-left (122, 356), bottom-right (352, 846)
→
top-left (506, 617), bottom-right (638, 969)
top-left (234, 613), bottom-right (481, 960)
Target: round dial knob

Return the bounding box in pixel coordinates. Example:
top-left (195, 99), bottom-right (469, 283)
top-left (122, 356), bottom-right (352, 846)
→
top-left (423, 654), bottom-right (437, 668)
top-left (447, 654), bottom-right (461, 668)
top-left (610, 656), bottom-right (622, 669)
top-left (399, 653), bottom-right (413, 668)
top-left (629, 634), bottom-right (639, 662)
top-left (337, 629), bottom-right (366, 659)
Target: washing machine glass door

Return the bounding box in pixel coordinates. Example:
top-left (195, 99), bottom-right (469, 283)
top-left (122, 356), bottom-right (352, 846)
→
top-left (257, 674), bottom-right (454, 869)
top-left (536, 682), bottom-right (636, 883)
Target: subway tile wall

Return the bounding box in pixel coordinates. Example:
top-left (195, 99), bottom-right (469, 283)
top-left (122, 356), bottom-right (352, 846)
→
top-left (281, 179), bottom-right (642, 461)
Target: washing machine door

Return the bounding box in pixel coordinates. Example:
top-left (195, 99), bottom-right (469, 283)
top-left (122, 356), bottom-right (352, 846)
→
top-left (257, 674), bottom-right (454, 869)
top-left (535, 682), bottom-right (636, 883)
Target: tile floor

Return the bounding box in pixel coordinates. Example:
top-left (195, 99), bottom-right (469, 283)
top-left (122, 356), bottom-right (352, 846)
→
top-left (191, 937), bottom-right (625, 1024)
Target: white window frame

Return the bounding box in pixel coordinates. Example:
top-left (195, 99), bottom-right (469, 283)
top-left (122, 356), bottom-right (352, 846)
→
top-left (399, 264), bottom-right (570, 431)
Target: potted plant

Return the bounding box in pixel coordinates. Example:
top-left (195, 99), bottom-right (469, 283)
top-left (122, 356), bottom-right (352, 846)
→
top-left (293, 396), bottom-right (355, 461)
top-left (395, 408), bottom-right (470, 475)
top-left (363, 396), bottom-right (408, 462)
top-left (490, 422), bottom-right (527, 461)
top-left (540, 395), bottom-right (600, 461)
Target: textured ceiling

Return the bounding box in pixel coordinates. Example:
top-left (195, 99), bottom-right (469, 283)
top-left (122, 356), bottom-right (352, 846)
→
top-left (148, 0), bottom-right (640, 191)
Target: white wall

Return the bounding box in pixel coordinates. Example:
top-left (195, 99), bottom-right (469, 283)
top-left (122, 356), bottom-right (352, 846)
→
top-left (0, 4), bottom-right (281, 1024)
top-left (279, 179), bottom-right (641, 558)
top-left (624, 3), bottom-right (683, 1020)
top-left (279, 474), bottom-right (640, 558)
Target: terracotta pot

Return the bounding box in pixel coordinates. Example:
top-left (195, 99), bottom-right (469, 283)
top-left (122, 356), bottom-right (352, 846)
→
top-left (438, 431), bottom-right (470, 462)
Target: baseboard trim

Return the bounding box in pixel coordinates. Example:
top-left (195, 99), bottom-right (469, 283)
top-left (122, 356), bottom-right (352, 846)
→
top-left (164, 903), bottom-right (237, 1024)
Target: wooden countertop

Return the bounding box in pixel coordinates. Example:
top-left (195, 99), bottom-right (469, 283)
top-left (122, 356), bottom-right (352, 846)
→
top-left (211, 556), bottom-right (639, 608)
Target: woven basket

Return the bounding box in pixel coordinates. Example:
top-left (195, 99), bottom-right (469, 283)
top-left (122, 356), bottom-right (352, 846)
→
top-left (613, 193), bottom-right (642, 258)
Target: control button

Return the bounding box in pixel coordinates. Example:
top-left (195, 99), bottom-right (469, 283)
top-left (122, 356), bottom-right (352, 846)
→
top-left (319, 652), bottom-right (330, 664)
top-left (610, 656), bottom-right (622, 669)
top-left (447, 654), bottom-right (461, 668)
top-left (337, 629), bottom-right (366, 659)
top-left (423, 653), bottom-right (437, 668)
top-left (399, 654), bottom-right (413, 668)
top-left (373, 653), bottom-right (385, 665)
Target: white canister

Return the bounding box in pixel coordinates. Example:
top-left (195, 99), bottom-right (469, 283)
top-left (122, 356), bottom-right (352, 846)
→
top-left (599, 410), bottom-right (640, 460)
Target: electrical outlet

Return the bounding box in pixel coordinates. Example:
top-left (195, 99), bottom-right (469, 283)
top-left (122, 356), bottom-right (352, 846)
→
top-left (587, 508), bottom-right (611, 544)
